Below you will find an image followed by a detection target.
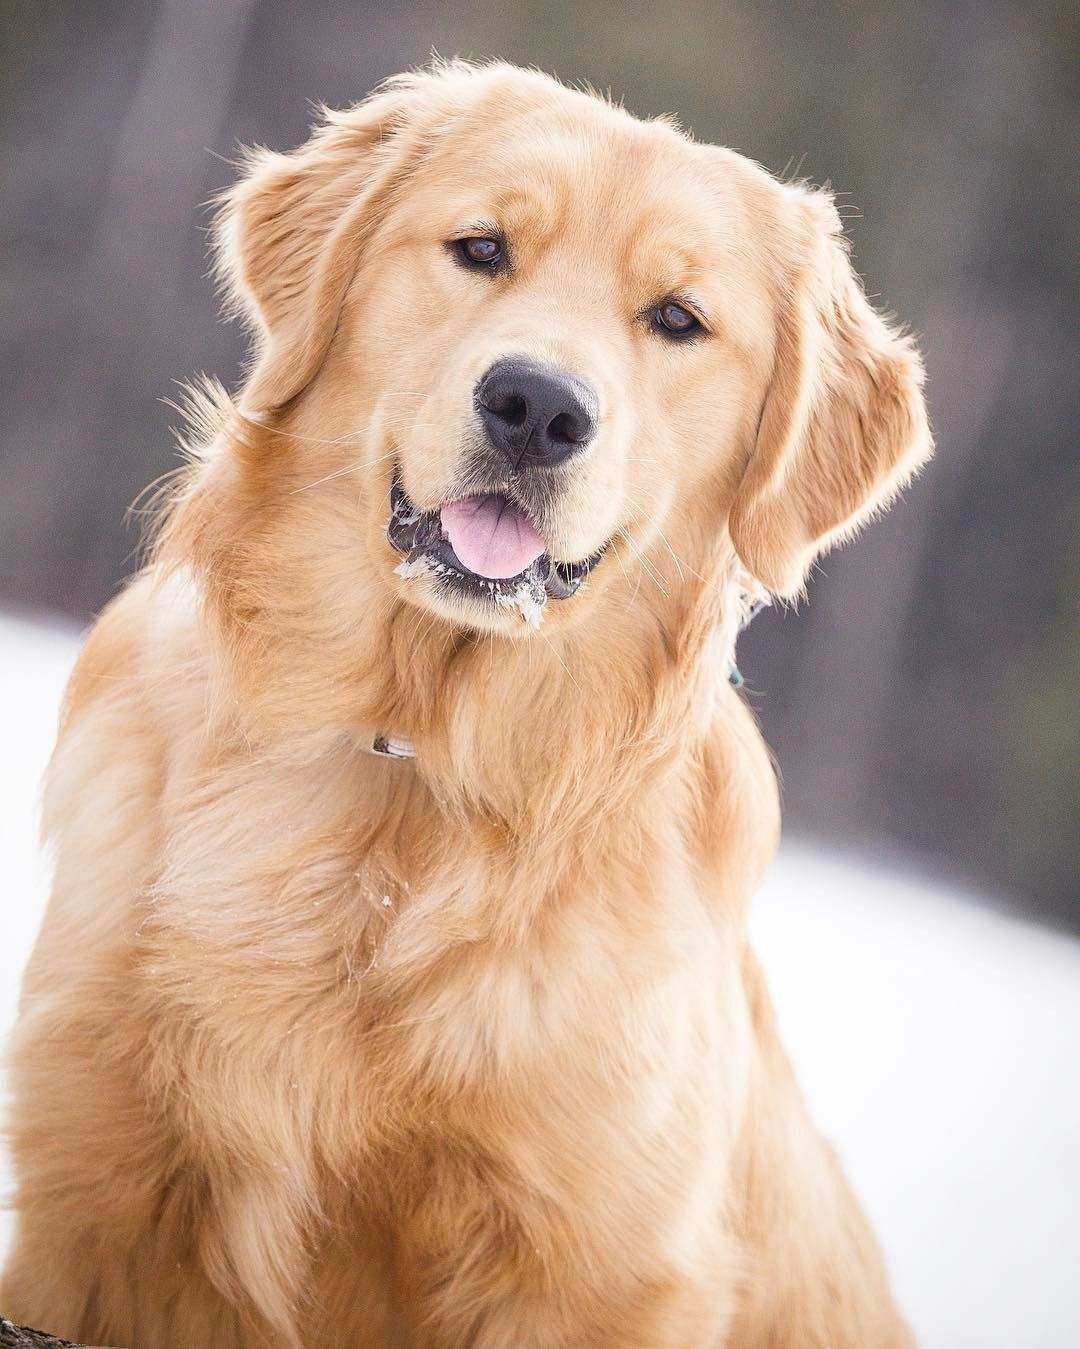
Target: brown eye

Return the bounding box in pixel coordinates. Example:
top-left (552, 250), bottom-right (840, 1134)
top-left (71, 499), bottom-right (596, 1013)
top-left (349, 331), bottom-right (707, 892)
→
top-left (455, 236), bottom-right (503, 269)
top-left (655, 300), bottom-right (701, 338)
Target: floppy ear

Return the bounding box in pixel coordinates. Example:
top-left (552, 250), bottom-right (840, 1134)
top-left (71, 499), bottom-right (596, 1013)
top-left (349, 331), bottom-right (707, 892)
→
top-left (728, 189), bottom-right (932, 597)
top-left (214, 68), bottom-right (467, 413)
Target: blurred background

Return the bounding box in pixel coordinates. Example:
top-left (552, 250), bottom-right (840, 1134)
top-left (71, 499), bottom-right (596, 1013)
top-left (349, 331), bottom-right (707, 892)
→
top-left (1, 4), bottom-right (1078, 1345)
top-left (2, 0), bottom-right (1076, 928)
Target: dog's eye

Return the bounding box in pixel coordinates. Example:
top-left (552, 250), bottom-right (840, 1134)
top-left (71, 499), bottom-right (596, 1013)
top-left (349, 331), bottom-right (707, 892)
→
top-left (453, 236), bottom-right (504, 270)
top-left (654, 300), bottom-right (702, 338)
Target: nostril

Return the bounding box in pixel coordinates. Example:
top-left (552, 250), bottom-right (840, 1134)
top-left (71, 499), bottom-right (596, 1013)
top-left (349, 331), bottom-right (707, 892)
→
top-left (492, 393), bottom-right (528, 428)
top-left (547, 410), bottom-right (586, 445)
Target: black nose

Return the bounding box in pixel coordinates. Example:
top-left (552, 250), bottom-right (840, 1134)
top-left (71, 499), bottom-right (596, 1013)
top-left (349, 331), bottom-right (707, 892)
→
top-left (475, 358), bottom-right (598, 469)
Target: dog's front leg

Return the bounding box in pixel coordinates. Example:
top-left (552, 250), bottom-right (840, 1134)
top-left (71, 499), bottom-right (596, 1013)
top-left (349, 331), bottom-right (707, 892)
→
top-left (384, 1105), bottom-right (740, 1349)
top-left (393, 1208), bottom-right (736, 1349)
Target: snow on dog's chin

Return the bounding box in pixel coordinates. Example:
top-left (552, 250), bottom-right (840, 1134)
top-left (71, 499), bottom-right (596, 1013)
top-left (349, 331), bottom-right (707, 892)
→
top-left (492, 579), bottom-right (546, 629)
top-left (393, 552), bottom-right (548, 631)
top-left (393, 555), bottom-right (433, 582)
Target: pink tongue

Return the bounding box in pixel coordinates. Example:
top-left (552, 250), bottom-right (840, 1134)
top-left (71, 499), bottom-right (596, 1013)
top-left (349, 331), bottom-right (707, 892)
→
top-left (440, 496), bottom-right (545, 580)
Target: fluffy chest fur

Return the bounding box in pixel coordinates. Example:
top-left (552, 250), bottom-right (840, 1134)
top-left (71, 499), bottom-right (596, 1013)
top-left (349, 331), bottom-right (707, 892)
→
top-left (87, 576), bottom-right (772, 1335)
top-left (134, 589), bottom-right (768, 1167)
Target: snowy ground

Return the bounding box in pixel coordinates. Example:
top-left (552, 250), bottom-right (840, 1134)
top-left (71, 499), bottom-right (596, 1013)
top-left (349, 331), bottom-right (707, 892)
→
top-left (2, 612), bottom-right (1078, 1347)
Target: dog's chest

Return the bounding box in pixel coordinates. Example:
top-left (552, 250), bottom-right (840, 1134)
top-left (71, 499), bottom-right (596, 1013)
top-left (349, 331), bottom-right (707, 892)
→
top-left (151, 798), bottom-right (728, 1159)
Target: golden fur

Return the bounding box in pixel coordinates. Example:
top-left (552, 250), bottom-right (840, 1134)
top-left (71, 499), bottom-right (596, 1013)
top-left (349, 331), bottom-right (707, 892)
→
top-left (2, 62), bottom-right (931, 1347)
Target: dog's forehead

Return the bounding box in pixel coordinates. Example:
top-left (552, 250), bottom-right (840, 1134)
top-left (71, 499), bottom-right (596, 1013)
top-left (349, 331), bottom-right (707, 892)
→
top-left (411, 101), bottom-right (761, 275)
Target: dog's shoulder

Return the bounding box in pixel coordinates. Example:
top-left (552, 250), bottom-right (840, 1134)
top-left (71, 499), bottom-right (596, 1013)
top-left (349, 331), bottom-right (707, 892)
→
top-left (61, 575), bottom-right (152, 730)
top-left (61, 568), bottom-right (202, 732)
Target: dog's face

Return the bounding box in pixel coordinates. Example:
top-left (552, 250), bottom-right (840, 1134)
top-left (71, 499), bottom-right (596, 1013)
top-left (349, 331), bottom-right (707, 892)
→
top-left (215, 64), bottom-right (929, 641)
top-left (340, 104), bottom-right (778, 635)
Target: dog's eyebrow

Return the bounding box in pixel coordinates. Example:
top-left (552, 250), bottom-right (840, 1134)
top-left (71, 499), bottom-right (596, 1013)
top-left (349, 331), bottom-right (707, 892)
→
top-left (447, 218), bottom-right (504, 241)
top-left (672, 288), bottom-right (709, 318)
top-left (639, 287), bottom-right (712, 326)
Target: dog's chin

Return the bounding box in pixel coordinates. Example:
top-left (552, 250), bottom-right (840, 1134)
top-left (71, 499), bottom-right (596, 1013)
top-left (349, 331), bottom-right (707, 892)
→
top-left (386, 470), bottom-right (605, 635)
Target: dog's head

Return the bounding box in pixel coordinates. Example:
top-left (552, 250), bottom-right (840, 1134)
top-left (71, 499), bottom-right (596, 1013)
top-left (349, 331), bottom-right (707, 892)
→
top-left (210, 62), bottom-right (929, 643)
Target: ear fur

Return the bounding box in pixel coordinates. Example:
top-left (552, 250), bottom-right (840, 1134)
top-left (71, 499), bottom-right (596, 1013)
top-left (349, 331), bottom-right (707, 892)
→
top-left (729, 188), bottom-right (932, 597)
top-left (213, 64), bottom-right (475, 413)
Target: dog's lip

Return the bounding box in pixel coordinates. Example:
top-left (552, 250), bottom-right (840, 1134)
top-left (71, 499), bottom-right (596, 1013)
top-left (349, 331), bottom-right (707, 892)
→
top-left (387, 470), bottom-right (604, 600)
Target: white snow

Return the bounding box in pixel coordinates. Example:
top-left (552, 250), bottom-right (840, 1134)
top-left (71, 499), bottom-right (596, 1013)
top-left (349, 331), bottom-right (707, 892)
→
top-left (492, 581), bottom-right (546, 628)
top-left (2, 611), bottom-right (1078, 1346)
top-left (395, 552), bottom-right (548, 628)
top-left (393, 554), bottom-right (433, 580)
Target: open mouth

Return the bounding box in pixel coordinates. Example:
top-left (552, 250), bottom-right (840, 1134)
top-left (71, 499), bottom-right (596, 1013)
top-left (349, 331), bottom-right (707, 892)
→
top-left (387, 470), bottom-right (603, 620)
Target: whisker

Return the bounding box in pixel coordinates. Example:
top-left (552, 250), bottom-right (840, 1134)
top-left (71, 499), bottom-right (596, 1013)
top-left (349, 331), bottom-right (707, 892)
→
top-left (615, 490), bottom-right (706, 587)
top-left (289, 461), bottom-right (367, 495)
top-left (536, 626), bottom-right (582, 693)
top-left (255, 423), bottom-right (371, 449)
top-left (288, 443), bottom-right (410, 495)
top-left (617, 527), bottom-right (669, 597)
top-left (647, 520), bottom-right (704, 583)
top-left (610, 536), bottom-right (643, 610)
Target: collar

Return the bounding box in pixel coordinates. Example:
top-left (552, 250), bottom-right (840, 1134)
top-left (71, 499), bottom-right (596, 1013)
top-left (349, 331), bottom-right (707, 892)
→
top-left (367, 732), bottom-right (415, 760)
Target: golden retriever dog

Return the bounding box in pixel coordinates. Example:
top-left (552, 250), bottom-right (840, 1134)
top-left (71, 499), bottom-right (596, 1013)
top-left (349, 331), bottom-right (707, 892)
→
top-left (2, 61), bottom-right (931, 1348)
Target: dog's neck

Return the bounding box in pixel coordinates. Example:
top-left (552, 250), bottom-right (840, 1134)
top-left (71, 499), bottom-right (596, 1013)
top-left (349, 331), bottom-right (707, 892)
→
top-left (186, 553), bottom-right (744, 817)
top-left (365, 607), bottom-right (759, 763)
top-left (358, 551), bottom-right (751, 831)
